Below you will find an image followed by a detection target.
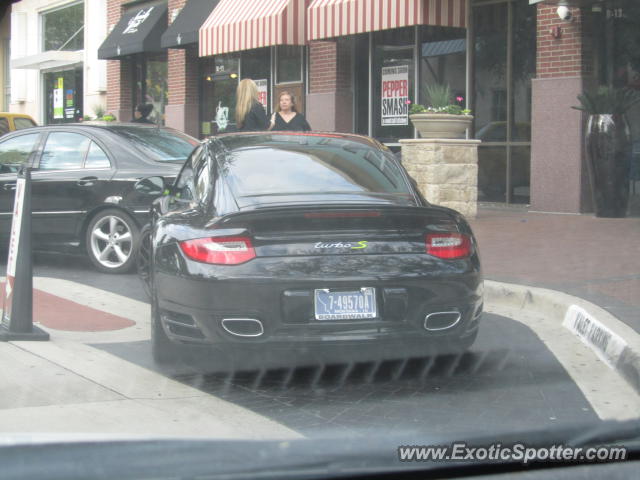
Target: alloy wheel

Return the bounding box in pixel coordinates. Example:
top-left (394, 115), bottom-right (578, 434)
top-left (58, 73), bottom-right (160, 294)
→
top-left (90, 215), bottom-right (134, 269)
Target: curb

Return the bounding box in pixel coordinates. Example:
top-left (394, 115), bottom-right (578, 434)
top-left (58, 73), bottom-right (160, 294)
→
top-left (485, 280), bottom-right (640, 394)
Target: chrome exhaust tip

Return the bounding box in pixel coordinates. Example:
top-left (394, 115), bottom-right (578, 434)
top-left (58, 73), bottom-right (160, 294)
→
top-left (221, 318), bottom-right (264, 337)
top-left (424, 311), bottom-right (462, 331)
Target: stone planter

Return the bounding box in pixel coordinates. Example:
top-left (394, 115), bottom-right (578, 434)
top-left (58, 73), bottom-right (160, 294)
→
top-left (409, 113), bottom-right (473, 139)
top-left (400, 139), bottom-right (480, 219)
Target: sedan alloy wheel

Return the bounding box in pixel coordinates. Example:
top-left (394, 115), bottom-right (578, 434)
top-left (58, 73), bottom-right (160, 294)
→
top-left (86, 209), bottom-right (139, 273)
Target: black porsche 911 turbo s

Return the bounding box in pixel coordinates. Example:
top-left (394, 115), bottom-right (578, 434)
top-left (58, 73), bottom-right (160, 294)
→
top-left (0, 123), bottom-right (199, 273)
top-left (135, 132), bottom-right (483, 366)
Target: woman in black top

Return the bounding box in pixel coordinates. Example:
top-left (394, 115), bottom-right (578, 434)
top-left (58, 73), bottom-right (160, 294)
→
top-left (269, 91), bottom-right (311, 132)
top-left (235, 79), bottom-right (269, 131)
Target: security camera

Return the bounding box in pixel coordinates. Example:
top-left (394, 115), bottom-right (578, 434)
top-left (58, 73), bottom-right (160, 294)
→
top-left (557, 5), bottom-right (572, 21)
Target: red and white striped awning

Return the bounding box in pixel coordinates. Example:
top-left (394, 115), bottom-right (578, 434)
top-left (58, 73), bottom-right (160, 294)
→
top-left (307, 0), bottom-right (466, 41)
top-left (199, 0), bottom-right (306, 57)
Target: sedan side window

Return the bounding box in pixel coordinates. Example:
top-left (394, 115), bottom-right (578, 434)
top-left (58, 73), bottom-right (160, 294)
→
top-left (40, 132), bottom-right (91, 170)
top-left (84, 141), bottom-right (111, 169)
top-left (0, 133), bottom-right (40, 173)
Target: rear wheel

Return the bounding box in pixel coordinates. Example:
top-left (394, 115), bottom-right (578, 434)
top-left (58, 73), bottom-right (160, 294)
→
top-left (448, 328), bottom-right (478, 353)
top-left (136, 224), bottom-right (152, 299)
top-left (86, 209), bottom-right (139, 274)
top-left (151, 289), bottom-right (182, 366)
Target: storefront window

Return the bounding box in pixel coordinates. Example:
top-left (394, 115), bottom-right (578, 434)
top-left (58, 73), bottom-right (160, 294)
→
top-left (242, 48), bottom-right (271, 111)
top-left (200, 55), bottom-right (240, 136)
top-left (276, 46), bottom-right (302, 83)
top-left (42, 2), bottom-right (84, 52)
top-left (369, 25), bottom-right (467, 145)
top-left (132, 54), bottom-right (167, 125)
top-left (419, 26), bottom-right (466, 108)
top-left (474, 3), bottom-right (508, 144)
top-left (473, 0), bottom-right (535, 204)
top-left (589, 1), bottom-right (640, 198)
top-left (146, 56), bottom-right (167, 124)
top-left (43, 67), bottom-right (83, 125)
top-left (372, 28), bottom-right (414, 144)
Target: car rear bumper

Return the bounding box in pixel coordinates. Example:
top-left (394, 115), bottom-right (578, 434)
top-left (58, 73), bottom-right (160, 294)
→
top-left (154, 265), bottom-right (483, 356)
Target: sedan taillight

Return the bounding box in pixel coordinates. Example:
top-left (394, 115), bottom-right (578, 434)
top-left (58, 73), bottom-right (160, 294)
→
top-left (426, 233), bottom-right (472, 259)
top-left (179, 236), bottom-right (256, 265)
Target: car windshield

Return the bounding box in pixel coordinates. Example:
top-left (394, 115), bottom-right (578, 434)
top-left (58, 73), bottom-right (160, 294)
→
top-left (109, 126), bottom-right (200, 162)
top-left (219, 135), bottom-right (414, 207)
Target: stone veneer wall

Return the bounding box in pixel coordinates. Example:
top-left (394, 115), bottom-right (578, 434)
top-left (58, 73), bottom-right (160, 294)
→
top-left (399, 139), bottom-right (480, 219)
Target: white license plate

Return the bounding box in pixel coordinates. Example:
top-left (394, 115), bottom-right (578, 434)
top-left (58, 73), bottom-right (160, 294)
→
top-left (314, 288), bottom-right (377, 320)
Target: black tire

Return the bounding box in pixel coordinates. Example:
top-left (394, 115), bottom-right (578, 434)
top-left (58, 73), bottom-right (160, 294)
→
top-left (85, 209), bottom-right (140, 274)
top-left (448, 328), bottom-right (479, 354)
top-left (151, 288), bottom-right (182, 366)
top-left (136, 224), bottom-right (152, 299)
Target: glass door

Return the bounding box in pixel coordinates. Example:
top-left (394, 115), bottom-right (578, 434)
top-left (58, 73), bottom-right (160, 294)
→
top-left (372, 28), bottom-right (415, 144)
top-left (43, 67), bottom-right (83, 125)
top-left (200, 55), bottom-right (240, 137)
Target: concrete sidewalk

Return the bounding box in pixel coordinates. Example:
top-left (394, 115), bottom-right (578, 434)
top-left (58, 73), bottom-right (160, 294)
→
top-left (469, 206), bottom-right (640, 392)
top-left (469, 206), bottom-right (640, 333)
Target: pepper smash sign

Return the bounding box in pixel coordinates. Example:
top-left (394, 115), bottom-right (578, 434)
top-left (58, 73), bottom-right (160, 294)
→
top-left (381, 65), bottom-right (409, 126)
top-left (255, 79), bottom-right (268, 111)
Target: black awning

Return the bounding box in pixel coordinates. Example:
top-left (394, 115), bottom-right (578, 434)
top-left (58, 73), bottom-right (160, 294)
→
top-left (161, 0), bottom-right (219, 49)
top-left (98, 1), bottom-right (168, 60)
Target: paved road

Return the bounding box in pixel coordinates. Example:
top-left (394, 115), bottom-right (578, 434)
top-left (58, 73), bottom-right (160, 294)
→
top-left (4, 253), bottom-right (601, 439)
top-left (97, 312), bottom-right (598, 438)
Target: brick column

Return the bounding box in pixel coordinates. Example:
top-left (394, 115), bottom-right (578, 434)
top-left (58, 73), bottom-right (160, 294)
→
top-left (307, 38), bottom-right (353, 133)
top-left (165, 0), bottom-right (200, 137)
top-left (166, 46), bottom-right (200, 137)
top-left (530, 5), bottom-right (594, 213)
top-left (106, 0), bottom-right (132, 122)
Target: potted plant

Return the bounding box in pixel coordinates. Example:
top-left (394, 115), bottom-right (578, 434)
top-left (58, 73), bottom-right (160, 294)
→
top-left (409, 84), bottom-right (473, 139)
top-left (573, 86), bottom-right (640, 217)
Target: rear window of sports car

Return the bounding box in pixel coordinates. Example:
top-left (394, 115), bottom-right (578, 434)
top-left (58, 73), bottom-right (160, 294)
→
top-left (221, 145), bottom-right (413, 201)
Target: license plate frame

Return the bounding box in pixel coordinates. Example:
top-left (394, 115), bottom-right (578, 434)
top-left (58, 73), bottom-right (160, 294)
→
top-left (313, 287), bottom-right (377, 321)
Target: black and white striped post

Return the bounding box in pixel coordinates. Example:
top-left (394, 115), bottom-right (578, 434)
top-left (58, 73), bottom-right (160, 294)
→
top-left (0, 166), bottom-right (49, 341)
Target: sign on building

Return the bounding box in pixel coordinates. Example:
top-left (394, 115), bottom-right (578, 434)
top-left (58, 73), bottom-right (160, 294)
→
top-left (381, 65), bottom-right (409, 126)
top-left (255, 79), bottom-right (268, 111)
top-left (53, 77), bottom-right (64, 120)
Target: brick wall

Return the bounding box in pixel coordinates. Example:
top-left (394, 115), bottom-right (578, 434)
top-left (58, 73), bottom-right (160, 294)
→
top-left (106, 0), bottom-right (131, 119)
top-left (336, 38), bottom-right (352, 93)
top-left (167, 0), bottom-right (199, 107)
top-left (536, 5), bottom-right (591, 79)
top-left (309, 41), bottom-right (338, 94)
top-left (309, 39), bottom-right (352, 94)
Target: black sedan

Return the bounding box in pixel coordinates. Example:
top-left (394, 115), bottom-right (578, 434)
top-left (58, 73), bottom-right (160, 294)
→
top-left (0, 123), bottom-right (199, 273)
top-left (136, 132), bottom-right (483, 366)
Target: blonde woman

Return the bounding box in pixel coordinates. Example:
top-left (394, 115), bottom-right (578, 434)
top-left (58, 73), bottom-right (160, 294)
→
top-left (235, 79), bottom-right (269, 131)
top-left (269, 91), bottom-right (311, 131)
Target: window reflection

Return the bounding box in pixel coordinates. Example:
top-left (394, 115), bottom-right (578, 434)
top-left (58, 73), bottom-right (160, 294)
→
top-left (473, 0), bottom-right (535, 204)
top-left (478, 146), bottom-right (507, 203)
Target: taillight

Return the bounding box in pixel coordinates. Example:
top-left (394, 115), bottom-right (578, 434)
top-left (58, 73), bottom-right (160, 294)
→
top-left (426, 233), bottom-right (472, 259)
top-left (179, 236), bottom-right (256, 265)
